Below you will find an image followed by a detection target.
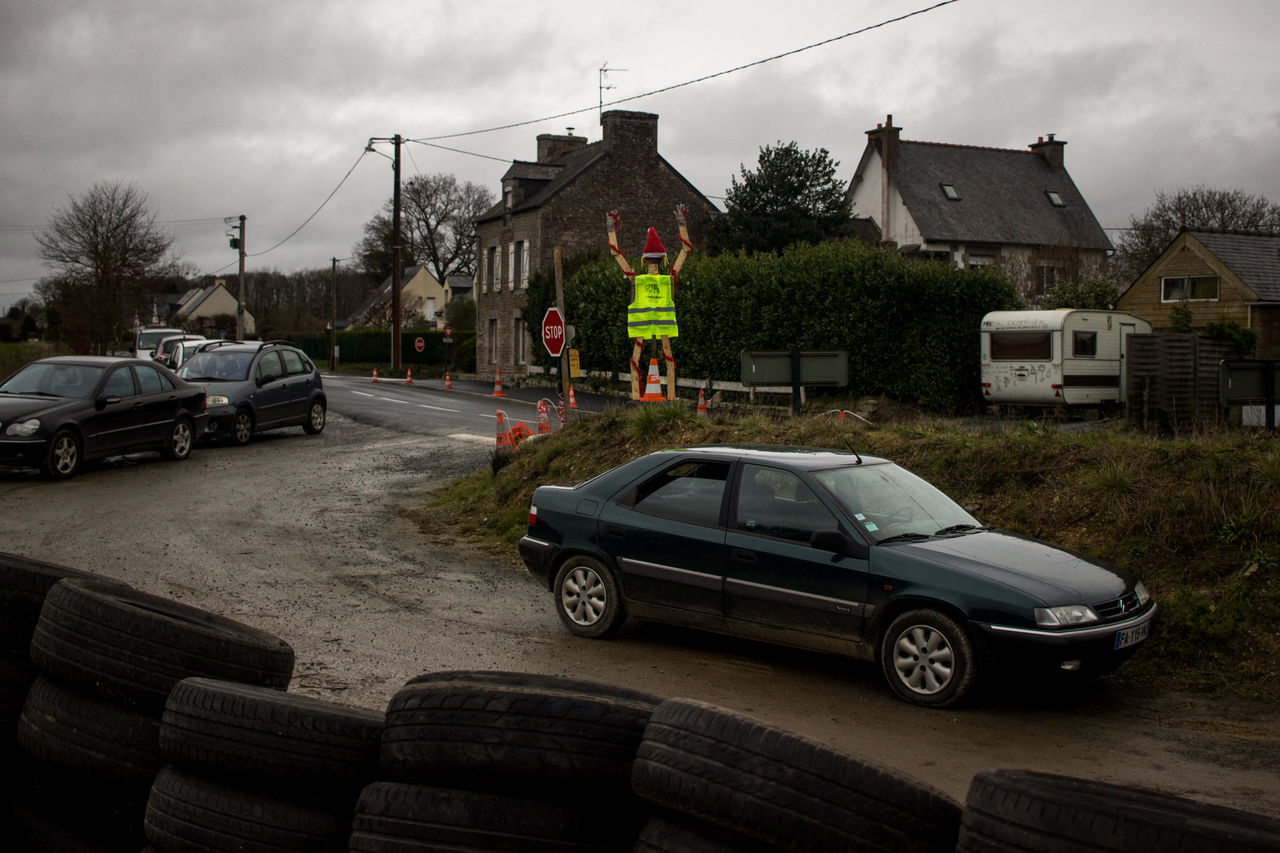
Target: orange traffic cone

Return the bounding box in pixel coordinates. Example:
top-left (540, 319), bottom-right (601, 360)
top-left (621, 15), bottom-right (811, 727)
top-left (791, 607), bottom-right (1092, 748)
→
top-left (444, 371), bottom-right (452, 389)
top-left (510, 420), bottom-right (533, 448)
top-left (568, 386), bottom-right (578, 409)
top-left (640, 359), bottom-right (665, 402)
top-left (537, 400), bottom-right (551, 435)
top-left (371, 368), bottom-right (379, 383)
top-left (495, 410), bottom-right (512, 454)
top-left (405, 368), bottom-right (413, 384)
top-left (696, 387), bottom-right (708, 416)
top-left (491, 369), bottom-right (506, 397)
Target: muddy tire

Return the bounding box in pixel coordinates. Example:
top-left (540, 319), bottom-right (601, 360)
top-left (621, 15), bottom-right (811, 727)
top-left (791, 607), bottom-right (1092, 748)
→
top-left (0, 552), bottom-right (102, 655)
top-left (30, 578), bottom-right (294, 710)
top-left (552, 555), bottom-right (625, 638)
top-left (631, 697), bottom-right (961, 853)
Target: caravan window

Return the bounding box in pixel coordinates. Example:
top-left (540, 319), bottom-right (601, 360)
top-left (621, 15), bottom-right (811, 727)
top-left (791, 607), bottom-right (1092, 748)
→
top-left (990, 331), bottom-right (1051, 360)
top-left (1073, 331), bottom-right (1097, 357)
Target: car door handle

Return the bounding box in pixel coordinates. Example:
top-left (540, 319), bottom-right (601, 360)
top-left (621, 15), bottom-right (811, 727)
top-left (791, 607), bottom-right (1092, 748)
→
top-left (605, 525), bottom-right (625, 538)
top-left (732, 548), bottom-right (757, 563)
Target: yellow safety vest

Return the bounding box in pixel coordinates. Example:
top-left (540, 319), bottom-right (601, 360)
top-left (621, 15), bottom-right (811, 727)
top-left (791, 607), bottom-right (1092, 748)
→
top-left (628, 274), bottom-right (678, 339)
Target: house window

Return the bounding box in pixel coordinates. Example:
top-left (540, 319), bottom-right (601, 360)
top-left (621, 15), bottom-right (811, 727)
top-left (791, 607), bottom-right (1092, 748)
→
top-left (990, 331), bottom-right (1051, 361)
top-left (513, 316), bottom-right (527, 364)
top-left (514, 241), bottom-right (526, 290)
top-left (1161, 275), bottom-right (1219, 302)
top-left (487, 318), bottom-right (497, 364)
top-left (1045, 190), bottom-right (1066, 207)
top-left (485, 246), bottom-right (496, 293)
top-left (940, 183), bottom-right (960, 201)
top-left (1073, 330), bottom-right (1097, 358)
top-left (1033, 264), bottom-right (1063, 300)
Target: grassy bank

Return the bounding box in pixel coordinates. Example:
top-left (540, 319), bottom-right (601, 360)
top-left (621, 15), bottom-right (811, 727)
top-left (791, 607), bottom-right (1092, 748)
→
top-left (430, 402), bottom-right (1280, 701)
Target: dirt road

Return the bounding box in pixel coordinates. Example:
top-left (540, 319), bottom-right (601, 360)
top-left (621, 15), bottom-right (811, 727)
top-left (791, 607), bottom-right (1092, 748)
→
top-left (2, 413), bottom-right (1278, 818)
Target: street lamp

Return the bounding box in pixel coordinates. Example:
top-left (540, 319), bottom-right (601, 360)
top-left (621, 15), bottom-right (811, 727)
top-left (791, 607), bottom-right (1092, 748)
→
top-left (367, 135), bottom-right (402, 369)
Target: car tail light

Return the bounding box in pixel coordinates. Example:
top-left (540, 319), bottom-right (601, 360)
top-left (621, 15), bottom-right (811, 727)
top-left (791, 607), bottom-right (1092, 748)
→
top-left (528, 505), bottom-right (538, 525)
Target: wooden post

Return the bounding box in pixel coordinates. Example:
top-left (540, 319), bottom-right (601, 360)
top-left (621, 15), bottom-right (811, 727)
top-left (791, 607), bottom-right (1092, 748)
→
top-left (554, 248), bottom-right (571, 421)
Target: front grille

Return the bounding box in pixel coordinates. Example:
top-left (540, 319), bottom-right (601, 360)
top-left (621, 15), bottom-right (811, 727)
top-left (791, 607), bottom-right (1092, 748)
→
top-left (1095, 591), bottom-right (1142, 621)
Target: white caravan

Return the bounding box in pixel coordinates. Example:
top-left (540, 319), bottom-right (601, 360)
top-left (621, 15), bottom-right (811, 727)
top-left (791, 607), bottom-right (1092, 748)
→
top-left (980, 309), bottom-right (1152, 408)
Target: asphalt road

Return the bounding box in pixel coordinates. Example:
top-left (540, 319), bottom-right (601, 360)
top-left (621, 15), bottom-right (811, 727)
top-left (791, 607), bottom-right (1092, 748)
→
top-left (2, 407), bottom-right (1278, 819)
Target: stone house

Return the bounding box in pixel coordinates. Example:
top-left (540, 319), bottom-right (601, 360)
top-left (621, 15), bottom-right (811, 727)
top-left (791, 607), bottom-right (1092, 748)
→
top-left (473, 110), bottom-right (718, 378)
top-left (845, 115), bottom-right (1112, 304)
top-left (1117, 229), bottom-right (1280, 359)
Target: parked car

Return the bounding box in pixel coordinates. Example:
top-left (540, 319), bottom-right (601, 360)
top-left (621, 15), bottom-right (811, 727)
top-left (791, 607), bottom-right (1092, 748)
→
top-left (519, 445), bottom-right (1157, 708)
top-left (0, 356), bottom-right (207, 479)
top-left (132, 326), bottom-right (184, 360)
top-left (152, 334), bottom-right (208, 369)
top-left (176, 341), bottom-right (326, 445)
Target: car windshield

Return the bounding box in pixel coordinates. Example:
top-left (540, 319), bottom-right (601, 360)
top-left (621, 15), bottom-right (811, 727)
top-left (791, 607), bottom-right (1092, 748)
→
top-left (812, 462), bottom-right (979, 542)
top-left (137, 329), bottom-right (180, 349)
top-left (178, 351), bottom-right (254, 381)
top-left (0, 362), bottom-right (105, 399)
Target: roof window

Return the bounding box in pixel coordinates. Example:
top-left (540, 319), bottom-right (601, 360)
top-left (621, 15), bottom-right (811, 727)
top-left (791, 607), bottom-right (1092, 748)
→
top-left (940, 183), bottom-right (961, 201)
top-left (1045, 190), bottom-right (1066, 207)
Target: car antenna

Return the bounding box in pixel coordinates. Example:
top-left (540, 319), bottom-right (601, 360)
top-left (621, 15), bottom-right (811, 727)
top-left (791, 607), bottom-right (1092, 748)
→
top-left (839, 438), bottom-right (863, 465)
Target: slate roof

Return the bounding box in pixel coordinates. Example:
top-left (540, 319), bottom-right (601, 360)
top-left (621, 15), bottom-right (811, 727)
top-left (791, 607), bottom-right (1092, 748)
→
top-left (1188, 230), bottom-right (1280, 302)
top-left (892, 141), bottom-right (1111, 251)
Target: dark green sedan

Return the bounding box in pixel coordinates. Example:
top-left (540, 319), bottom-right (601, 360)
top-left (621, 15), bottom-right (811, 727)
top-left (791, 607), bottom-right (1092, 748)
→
top-left (518, 445), bottom-right (1156, 708)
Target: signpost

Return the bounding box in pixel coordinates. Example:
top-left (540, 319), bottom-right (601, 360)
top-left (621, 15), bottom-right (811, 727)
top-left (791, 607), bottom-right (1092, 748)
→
top-left (542, 307), bottom-right (566, 358)
top-left (741, 350), bottom-right (849, 416)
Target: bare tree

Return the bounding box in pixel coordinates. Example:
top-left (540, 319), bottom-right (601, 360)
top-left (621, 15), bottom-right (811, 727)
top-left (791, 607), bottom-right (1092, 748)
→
top-left (35, 181), bottom-right (178, 353)
top-left (1112, 185), bottom-right (1280, 285)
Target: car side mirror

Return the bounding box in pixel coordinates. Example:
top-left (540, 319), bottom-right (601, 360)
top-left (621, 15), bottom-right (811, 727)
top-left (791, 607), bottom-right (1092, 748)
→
top-left (810, 529), bottom-right (868, 559)
top-left (94, 395), bottom-right (120, 410)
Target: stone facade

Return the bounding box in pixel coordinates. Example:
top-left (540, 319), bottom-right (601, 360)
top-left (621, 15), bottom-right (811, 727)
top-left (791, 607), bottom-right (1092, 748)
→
top-left (474, 110), bottom-right (717, 378)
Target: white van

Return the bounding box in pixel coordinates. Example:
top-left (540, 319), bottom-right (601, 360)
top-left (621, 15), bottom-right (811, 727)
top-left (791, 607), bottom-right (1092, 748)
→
top-left (132, 326), bottom-right (184, 360)
top-left (980, 310), bottom-right (1152, 408)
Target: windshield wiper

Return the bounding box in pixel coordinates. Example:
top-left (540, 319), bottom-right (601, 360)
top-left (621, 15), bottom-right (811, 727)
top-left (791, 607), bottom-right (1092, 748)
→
top-left (875, 531), bottom-right (933, 545)
top-left (936, 523), bottom-right (986, 536)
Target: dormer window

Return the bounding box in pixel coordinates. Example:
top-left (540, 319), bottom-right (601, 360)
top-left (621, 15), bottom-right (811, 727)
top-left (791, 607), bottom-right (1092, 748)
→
top-left (940, 183), bottom-right (960, 201)
top-left (1045, 190), bottom-right (1066, 207)
top-left (503, 186), bottom-right (513, 209)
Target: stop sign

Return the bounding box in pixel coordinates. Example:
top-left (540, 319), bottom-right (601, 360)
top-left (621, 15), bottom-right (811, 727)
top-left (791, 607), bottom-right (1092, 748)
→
top-left (542, 307), bottom-right (566, 357)
top-left (414, 336), bottom-right (425, 353)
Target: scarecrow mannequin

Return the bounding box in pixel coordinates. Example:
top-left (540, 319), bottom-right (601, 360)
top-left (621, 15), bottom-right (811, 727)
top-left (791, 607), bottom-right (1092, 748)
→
top-left (606, 207), bottom-right (692, 400)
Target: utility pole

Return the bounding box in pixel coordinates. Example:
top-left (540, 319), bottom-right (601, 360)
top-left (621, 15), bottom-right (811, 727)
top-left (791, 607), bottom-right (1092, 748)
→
top-left (391, 134), bottom-right (402, 370)
top-left (226, 215), bottom-right (246, 340)
top-left (330, 256), bottom-right (339, 371)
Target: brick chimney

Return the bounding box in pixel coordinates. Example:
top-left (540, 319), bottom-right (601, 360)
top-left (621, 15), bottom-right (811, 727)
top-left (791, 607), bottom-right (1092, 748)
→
top-left (1029, 133), bottom-right (1065, 169)
top-left (536, 131), bottom-right (586, 164)
top-left (601, 110), bottom-right (659, 154)
top-left (866, 115), bottom-right (901, 246)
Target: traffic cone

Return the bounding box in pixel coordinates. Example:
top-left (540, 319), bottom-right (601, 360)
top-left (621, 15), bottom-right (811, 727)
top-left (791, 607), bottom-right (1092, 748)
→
top-left (491, 369), bottom-right (506, 397)
top-left (444, 371), bottom-right (452, 389)
top-left (537, 400), bottom-right (551, 435)
top-left (510, 420), bottom-right (533, 448)
top-left (495, 410), bottom-right (512, 454)
top-left (568, 386), bottom-right (578, 409)
top-left (696, 387), bottom-right (708, 416)
top-left (640, 359), bottom-right (665, 402)
top-left (405, 367), bottom-right (413, 384)
top-left (371, 368), bottom-right (378, 383)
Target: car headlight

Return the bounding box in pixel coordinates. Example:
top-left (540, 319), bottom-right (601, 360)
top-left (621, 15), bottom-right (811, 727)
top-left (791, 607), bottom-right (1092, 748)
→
top-left (1034, 604), bottom-right (1099, 627)
top-left (207, 395), bottom-right (230, 407)
top-left (5, 418), bottom-right (40, 437)
top-left (1134, 581), bottom-right (1150, 606)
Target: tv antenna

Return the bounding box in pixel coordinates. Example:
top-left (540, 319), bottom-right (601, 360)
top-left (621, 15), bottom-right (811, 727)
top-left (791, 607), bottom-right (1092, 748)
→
top-left (599, 62), bottom-right (626, 120)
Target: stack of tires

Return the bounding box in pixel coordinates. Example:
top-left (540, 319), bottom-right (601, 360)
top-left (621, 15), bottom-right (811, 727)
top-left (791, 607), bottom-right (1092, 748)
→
top-left (11, 573), bottom-right (296, 851)
top-left (353, 671), bottom-right (663, 851)
top-left (145, 677), bottom-right (384, 852)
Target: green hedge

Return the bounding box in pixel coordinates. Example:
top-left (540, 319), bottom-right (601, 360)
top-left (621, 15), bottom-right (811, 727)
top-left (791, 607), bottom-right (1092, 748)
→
top-left (524, 239), bottom-right (1018, 413)
top-left (292, 331), bottom-right (475, 367)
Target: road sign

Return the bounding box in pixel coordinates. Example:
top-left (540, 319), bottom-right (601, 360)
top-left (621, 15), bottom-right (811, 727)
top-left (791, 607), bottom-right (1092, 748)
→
top-left (542, 307), bottom-right (566, 358)
top-left (443, 325), bottom-right (454, 342)
top-left (414, 337), bottom-right (425, 353)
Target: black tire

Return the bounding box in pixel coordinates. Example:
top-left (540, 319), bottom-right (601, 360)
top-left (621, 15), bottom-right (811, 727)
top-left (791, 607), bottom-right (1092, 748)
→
top-left (958, 768), bottom-right (1280, 853)
top-left (635, 812), bottom-right (778, 853)
top-left (25, 760), bottom-right (152, 848)
top-left (303, 399), bottom-right (326, 434)
top-left (349, 782), bottom-right (641, 852)
top-left (30, 578), bottom-right (294, 710)
top-left (17, 675), bottom-right (162, 784)
top-left (879, 608), bottom-right (977, 708)
top-left (160, 677), bottom-right (382, 802)
top-left (145, 765), bottom-right (351, 853)
top-left (0, 551), bottom-right (107, 655)
top-left (402, 669), bottom-right (663, 705)
top-left (161, 417), bottom-right (194, 461)
top-left (552, 554), bottom-right (625, 638)
top-left (8, 792), bottom-right (142, 853)
top-left (1, 653), bottom-right (37, 754)
top-left (230, 408), bottom-right (254, 445)
top-left (42, 428), bottom-right (82, 479)
top-left (382, 672), bottom-right (659, 800)
top-left (631, 698), bottom-right (961, 853)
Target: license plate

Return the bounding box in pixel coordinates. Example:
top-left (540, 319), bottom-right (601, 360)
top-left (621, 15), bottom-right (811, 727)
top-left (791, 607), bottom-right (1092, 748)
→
top-left (1114, 620), bottom-right (1150, 650)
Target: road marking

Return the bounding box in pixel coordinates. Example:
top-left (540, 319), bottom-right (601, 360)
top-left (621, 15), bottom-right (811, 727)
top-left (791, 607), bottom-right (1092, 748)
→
top-left (351, 390), bottom-right (376, 398)
top-left (378, 396), bottom-right (411, 405)
top-left (447, 433), bottom-right (493, 445)
top-left (418, 404), bottom-right (461, 412)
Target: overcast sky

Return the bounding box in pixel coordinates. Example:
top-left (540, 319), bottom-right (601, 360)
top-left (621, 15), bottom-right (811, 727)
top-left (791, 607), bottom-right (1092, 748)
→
top-left (2, 0), bottom-right (1277, 313)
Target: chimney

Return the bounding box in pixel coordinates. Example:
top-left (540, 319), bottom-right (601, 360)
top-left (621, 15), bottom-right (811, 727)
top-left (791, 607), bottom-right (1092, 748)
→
top-left (1029, 132), bottom-right (1065, 169)
top-left (866, 114), bottom-right (901, 245)
top-left (536, 131), bottom-right (587, 164)
top-left (601, 110), bottom-right (659, 154)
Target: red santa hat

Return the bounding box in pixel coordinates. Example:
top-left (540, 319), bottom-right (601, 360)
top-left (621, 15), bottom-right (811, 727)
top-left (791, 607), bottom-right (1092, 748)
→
top-left (641, 227), bottom-right (666, 259)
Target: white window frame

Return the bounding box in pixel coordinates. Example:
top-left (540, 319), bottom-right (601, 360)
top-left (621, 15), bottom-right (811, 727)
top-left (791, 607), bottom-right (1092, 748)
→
top-left (507, 243), bottom-right (516, 292)
top-left (1161, 275), bottom-right (1220, 303)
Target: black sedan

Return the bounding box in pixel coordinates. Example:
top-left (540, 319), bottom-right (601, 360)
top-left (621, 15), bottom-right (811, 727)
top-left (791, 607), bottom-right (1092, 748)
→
top-left (0, 356), bottom-right (208, 479)
top-left (519, 445), bottom-right (1156, 708)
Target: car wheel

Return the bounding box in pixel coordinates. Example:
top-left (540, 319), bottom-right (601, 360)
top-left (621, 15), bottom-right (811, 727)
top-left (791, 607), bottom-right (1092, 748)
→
top-left (231, 409), bottom-right (253, 445)
top-left (303, 400), bottom-right (326, 434)
top-left (880, 608), bottom-right (976, 708)
top-left (43, 429), bottom-right (81, 479)
top-left (553, 556), bottom-right (624, 638)
top-left (163, 417), bottom-right (194, 461)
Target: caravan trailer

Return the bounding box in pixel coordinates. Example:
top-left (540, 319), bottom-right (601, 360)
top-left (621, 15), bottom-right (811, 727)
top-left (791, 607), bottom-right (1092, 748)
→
top-left (980, 309), bottom-right (1151, 408)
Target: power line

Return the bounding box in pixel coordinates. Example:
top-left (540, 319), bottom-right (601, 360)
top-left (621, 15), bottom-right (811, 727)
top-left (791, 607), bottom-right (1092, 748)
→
top-left (245, 149), bottom-right (369, 259)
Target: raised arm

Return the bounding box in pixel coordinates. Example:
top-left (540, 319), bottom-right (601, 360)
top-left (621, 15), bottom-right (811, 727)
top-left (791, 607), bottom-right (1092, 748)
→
top-left (606, 210), bottom-right (634, 276)
top-left (671, 206), bottom-right (692, 276)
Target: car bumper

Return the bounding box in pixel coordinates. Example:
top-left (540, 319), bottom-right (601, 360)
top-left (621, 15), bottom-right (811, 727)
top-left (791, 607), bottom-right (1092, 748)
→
top-left (976, 603), bottom-right (1158, 677)
top-left (518, 535), bottom-right (560, 586)
top-left (0, 436), bottom-right (49, 467)
top-left (200, 405), bottom-right (237, 439)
